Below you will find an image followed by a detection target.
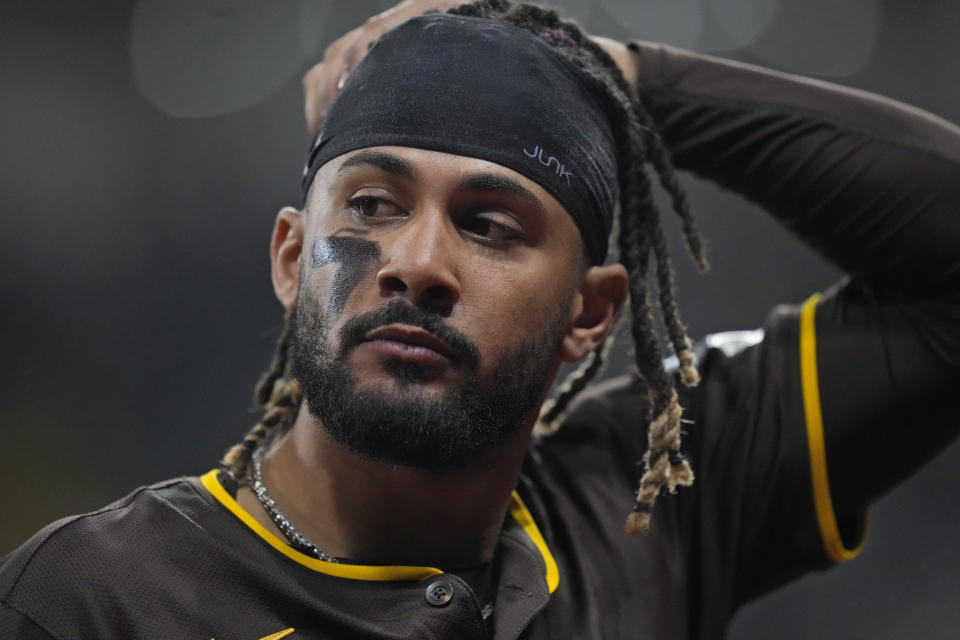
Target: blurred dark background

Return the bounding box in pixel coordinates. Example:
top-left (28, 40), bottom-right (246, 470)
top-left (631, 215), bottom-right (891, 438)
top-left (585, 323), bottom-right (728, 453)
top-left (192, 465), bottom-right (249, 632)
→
top-left (1, 1), bottom-right (957, 638)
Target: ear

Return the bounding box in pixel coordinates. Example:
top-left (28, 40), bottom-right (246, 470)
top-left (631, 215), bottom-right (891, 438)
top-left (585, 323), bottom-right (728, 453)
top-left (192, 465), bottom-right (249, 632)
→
top-left (271, 206), bottom-right (304, 312)
top-left (560, 263), bottom-right (629, 363)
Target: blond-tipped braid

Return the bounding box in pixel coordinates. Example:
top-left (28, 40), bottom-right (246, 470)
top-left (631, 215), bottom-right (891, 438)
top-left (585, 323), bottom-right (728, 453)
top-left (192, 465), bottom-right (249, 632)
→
top-left (221, 377), bottom-right (302, 481)
top-left (651, 222), bottom-right (700, 388)
top-left (625, 389), bottom-right (693, 534)
top-left (222, 312), bottom-right (302, 481)
top-left (535, 334), bottom-right (614, 435)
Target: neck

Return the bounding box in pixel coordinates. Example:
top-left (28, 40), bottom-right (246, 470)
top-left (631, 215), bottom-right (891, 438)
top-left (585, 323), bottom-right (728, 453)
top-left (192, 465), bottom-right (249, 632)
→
top-left (237, 405), bottom-right (532, 568)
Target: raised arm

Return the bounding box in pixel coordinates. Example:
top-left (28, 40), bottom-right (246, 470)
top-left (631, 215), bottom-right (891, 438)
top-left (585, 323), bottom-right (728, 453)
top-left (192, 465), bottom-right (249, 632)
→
top-left (630, 41), bottom-right (960, 297)
top-left (629, 41), bottom-right (960, 555)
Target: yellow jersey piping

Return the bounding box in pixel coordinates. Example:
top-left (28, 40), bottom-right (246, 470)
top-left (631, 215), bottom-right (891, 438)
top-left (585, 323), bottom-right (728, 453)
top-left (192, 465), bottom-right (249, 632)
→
top-left (211, 627), bottom-right (295, 640)
top-left (201, 469), bottom-right (559, 590)
top-left (508, 492), bottom-right (560, 593)
top-left (799, 294), bottom-right (866, 563)
top-left (201, 469), bottom-right (440, 581)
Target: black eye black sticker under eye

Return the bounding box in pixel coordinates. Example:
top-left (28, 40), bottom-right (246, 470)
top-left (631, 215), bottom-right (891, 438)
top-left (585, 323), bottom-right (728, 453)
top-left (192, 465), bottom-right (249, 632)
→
top-left (311, 236), bottom-right (381, 317)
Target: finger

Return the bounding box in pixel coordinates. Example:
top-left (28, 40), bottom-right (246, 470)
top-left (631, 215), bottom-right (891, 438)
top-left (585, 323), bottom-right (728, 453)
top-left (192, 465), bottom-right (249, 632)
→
top-left (592, 36), bottom-right (640, 91)
top-left (303, 62), bottom-right (327, 136)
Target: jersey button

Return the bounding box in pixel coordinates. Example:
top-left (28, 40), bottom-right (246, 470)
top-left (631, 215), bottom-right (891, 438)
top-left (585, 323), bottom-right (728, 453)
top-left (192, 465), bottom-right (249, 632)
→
top-left (425, 579), bottom-right (454, 606)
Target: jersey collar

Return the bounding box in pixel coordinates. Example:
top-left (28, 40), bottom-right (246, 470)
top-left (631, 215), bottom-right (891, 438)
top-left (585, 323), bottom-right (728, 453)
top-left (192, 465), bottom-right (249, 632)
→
top-left (200, 469), bottom-right (559, 592)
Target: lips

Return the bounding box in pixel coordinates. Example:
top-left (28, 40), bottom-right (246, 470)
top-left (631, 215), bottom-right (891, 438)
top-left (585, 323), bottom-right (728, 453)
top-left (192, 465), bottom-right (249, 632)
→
top-left (361, 324), bottom-right (459, 366)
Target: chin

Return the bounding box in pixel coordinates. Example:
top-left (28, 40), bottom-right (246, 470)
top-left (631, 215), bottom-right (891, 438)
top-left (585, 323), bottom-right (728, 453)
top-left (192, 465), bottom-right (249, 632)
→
top-left (290, 298), bottom-right (565, 473)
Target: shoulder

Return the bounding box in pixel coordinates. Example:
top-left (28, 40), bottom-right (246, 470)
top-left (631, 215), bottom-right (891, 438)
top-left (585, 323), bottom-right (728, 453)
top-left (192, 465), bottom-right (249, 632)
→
top-left (0, 477), bottom-right (211, 633)
top-left (1, 477), bottom-right (207, 595)
top-left (556, 328), bottom-right (769, 431)
top-left (533, 320), bottom-right (802, 483)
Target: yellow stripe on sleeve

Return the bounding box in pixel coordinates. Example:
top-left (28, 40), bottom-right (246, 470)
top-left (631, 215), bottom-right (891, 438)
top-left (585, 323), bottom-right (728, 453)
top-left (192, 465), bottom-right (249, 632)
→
top-left (799, 294), bottom-right (865, 563)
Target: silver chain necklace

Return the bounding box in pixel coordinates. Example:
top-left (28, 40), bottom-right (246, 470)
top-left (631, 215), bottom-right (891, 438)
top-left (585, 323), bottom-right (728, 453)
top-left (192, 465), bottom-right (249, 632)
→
top-left (249, 443), bottom-right (339, 563)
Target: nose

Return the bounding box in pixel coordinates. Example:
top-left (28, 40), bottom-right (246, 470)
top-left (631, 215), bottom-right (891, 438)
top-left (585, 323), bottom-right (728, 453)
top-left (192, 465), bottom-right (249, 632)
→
top-left (376, 212), bottom-right (461, 316)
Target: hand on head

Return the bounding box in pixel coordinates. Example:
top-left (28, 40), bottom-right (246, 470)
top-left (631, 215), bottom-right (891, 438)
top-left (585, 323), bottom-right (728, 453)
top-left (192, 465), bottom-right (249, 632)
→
top-left (302, 0), bottom-right (461, 136)
top-left (301, 1), bottom-right (640, 136)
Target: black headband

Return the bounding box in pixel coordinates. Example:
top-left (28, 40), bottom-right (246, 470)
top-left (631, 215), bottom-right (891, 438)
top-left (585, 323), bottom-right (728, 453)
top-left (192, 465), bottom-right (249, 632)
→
top-left (301, 13), bottom-right (619, 264)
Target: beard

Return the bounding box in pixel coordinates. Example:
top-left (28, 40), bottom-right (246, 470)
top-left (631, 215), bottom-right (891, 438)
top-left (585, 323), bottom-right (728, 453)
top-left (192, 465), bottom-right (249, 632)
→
top-left (290, 295), bottom-right (569, 474)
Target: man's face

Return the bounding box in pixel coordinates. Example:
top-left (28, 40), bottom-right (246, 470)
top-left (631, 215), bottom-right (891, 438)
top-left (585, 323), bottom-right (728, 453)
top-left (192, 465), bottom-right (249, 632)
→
top-left (288, 146), bottom-right (588, 473)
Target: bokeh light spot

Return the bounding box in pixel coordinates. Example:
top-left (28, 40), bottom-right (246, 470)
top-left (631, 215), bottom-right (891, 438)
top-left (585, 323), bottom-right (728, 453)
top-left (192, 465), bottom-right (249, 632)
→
top-left (748, 0), bottom-right (879, 77)
top-left (699, 0), bottom-right (777, 51)
top-left (599, 0), bottom-right (705, 50)
top-left (130, 0), bottom-right (304, 118)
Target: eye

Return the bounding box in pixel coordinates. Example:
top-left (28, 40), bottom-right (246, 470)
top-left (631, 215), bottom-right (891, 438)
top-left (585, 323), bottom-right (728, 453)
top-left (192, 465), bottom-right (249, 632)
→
top-left (346, 194), bottom-right (404, 222)
top-left (461, 211), bottom-right (524, 243)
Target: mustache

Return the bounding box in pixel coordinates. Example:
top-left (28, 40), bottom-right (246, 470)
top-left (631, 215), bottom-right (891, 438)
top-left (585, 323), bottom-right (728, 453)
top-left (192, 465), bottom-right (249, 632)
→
top-left (337, 300), bottom-right (481, 369)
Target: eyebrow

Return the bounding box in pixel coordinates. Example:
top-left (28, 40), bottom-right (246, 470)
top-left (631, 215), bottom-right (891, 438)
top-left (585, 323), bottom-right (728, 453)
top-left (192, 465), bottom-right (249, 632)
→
top-left (456, 173), bottom-right (547, 218)
top-left (334, 152), bottom-right (547, 217)
top-left (336, 150), bottom-right (417, 180)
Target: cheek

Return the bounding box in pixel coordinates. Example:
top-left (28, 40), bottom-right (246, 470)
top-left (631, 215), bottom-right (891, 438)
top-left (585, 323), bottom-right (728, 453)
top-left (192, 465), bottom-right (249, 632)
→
top-left (466, 257), bottom-right (576, 346)
top-left (308, 236), bottom-right (382, 318)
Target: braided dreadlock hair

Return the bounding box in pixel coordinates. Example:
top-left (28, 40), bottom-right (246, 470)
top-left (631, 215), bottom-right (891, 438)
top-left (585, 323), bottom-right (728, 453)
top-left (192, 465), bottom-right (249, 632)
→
top-left (222, 0), bottom-right (708, 535)
top-left (221, 312), bottom-right (300, 482)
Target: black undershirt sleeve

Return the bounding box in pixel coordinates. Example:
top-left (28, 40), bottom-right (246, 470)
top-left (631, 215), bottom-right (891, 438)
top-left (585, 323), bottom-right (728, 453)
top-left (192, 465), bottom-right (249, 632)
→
top-left (629, 43), bottom-right (960, 559)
